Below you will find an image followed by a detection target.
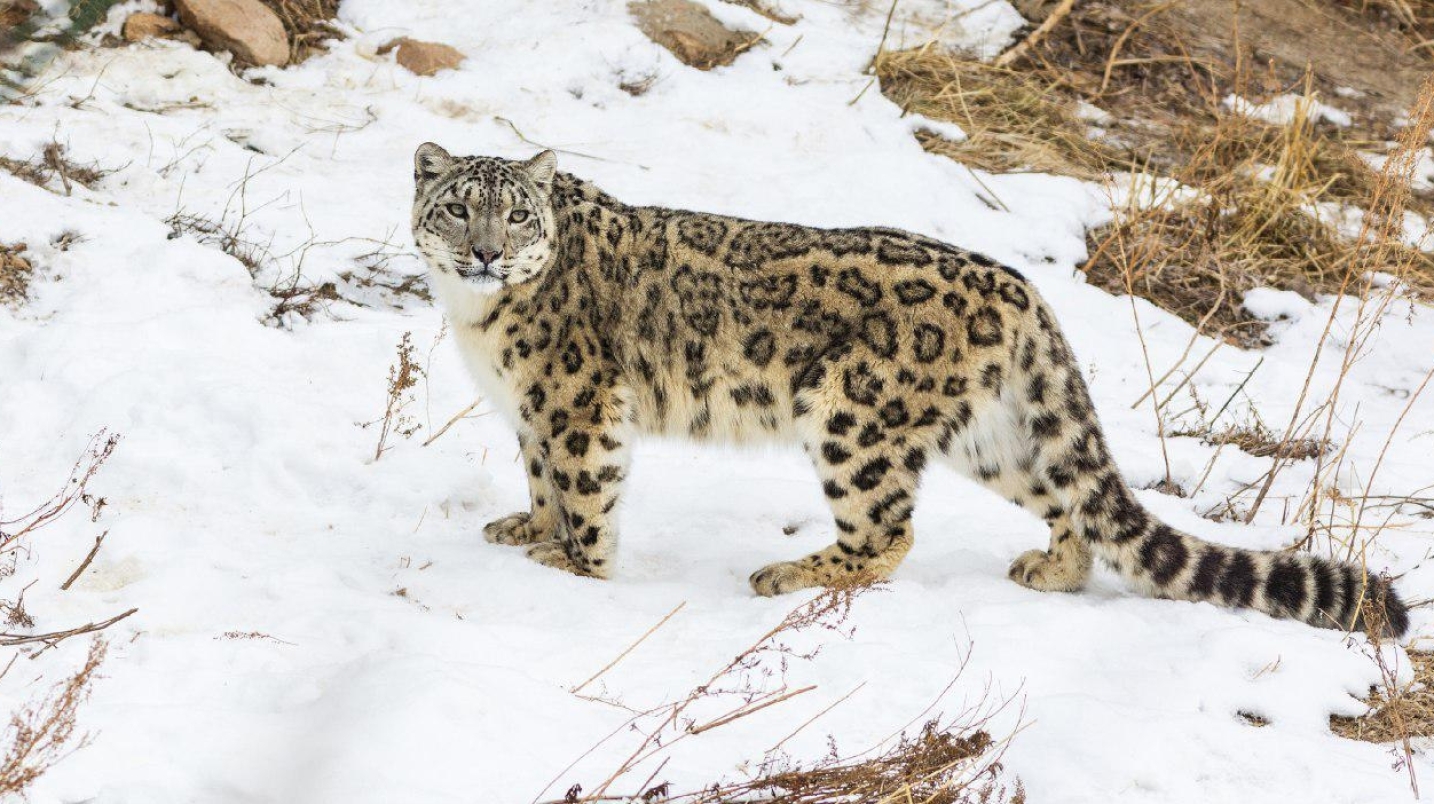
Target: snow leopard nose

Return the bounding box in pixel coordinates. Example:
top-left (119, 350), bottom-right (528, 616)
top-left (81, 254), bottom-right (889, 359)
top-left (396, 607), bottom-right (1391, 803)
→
top-left (472, 247), bottom-right (502, 267)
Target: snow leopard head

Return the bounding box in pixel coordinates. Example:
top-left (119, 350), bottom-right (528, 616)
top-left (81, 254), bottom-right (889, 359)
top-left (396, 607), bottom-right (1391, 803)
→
top-left (411, 144), bottom-right (558, 293)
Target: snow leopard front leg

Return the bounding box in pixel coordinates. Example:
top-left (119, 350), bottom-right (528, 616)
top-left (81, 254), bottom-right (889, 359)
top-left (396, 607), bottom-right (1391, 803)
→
top-left (484, 432), bottom-right (560, 546)
top-left (519, 380), bottom-right (632, 579)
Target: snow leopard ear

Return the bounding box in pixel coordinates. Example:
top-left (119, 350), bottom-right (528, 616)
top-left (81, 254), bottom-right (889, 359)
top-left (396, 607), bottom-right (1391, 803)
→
top-left (414, 142), bottom-right (456, 186)
top-left (521, 150), bottom-right (557, 195)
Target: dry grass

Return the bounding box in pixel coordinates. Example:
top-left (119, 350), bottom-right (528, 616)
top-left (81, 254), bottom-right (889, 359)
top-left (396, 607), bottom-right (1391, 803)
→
top-left (1204, 422), bottom-right (1329, 460)
top-left (253, 0), bottom-right (342, 64)
top-left (0, 243), bottom-right (32, 308)
top-left (648, 719), bottom-right (1025, 804)
top-left (875, 45), bottom-right (1116, 179)
top-left (543, 585), bottom-right (1024, 804)
top-left (1330, 591), bottom-right (1430, 796)
top-left (1083, 84), bottom-right (1434, 345)
top-left (1332, 649), bottom-right (1434, 744)
top-left (878, 43), bottom-right (1434, 343)
top-left (1334, 0), bottom-right (1434, 53)
top-left (0, 142), bottom-right (112, 196)
top-left (874, 0), bottom-right (1434, 345)
top-left (362, 331), bottom-right (424, 461)
top-left (0, 640), bottom-right (107, 798)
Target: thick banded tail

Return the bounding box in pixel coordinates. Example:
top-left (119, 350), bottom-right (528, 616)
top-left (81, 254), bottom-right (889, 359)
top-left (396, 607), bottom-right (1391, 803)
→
top-left (1090, 511), bottom-right (1408, 637)
top-left (1007, 298), bottom-right (1406, 636)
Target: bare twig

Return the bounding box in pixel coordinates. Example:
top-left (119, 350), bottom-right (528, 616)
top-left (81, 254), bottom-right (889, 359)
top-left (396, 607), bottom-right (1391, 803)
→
top-left (421, 397), bottom-right (486, 448)
top-left (768, 681), bottom-right (867, 753)
top-left (59, 530), bottom-right (106, 591)
top-left (571, 601), bottom-right (686, 695)
top-left (0, 608), bottom-right (137, 649)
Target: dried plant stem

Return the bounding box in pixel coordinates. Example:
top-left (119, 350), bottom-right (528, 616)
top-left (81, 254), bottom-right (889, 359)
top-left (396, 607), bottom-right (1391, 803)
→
top-left (570, 601), bottom-right (686, 695)
top-left (1119, 235), bottom-right (1175, 487)
top-left (421, 397), bottom-right (485, 447)
top-left (0, 430), bottom-right (118, 554)
top-left (994, 0), bottom-right (1076, 68)
top-left (769, 681), bottom-right (868, 753)
top-left (0, 608), bottom-right (136, 650)
top-left (687, 685), bottom-right (816, 735)
top-left (59, 530), bottom-right (106, 591)
top-left (0, 639), bottom-right (107, 797)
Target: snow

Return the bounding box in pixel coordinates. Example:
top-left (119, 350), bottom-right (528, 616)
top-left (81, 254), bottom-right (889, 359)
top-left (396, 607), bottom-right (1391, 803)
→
top-left (1244, 288), bottom-right (1314, 322)
top-left (1, 1), bottom-right (1433, 802)
top-left (1224, 93), bottom-right (1354, 128)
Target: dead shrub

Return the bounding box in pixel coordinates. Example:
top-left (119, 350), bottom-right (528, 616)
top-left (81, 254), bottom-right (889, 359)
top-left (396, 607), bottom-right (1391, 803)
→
top-left (0, 639), bottom-right (107, 798)
top-left (165, 209), bottom-right (346, 326)
top-left (253, 0), bottom-right (343, 64)
top-left (361, 332), bottom-right (424, 461)
top-left (544, 585), bottom-right (1025, 804)
top-left (0, 430), bottom-right (119, 559)
top-left (0, 142), bottom-right (112, 196)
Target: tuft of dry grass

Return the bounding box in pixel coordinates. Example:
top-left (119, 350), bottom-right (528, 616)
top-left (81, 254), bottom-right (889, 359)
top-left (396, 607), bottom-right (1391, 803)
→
top-left (1330, 590), bottom-right (1430, 796)
top-left (875, 44), bottom-right (1116, 179)
top-left (1332, 649), bottom-right (1434, 744)
top-left (0, 243), bottom-right (32, 307)
top-left (0, 142), bottom-right (111, 196)
top-left (0, 640), bottom-right (107, 798)
top-left (1333, 0), bottom-right (1434, 57)
top-left (1204, 422), bottom-right (1329, 460)
top-left (252, 0), bottom-right (342, 64)
top-left (651, 719), bottom-right (1025, 804)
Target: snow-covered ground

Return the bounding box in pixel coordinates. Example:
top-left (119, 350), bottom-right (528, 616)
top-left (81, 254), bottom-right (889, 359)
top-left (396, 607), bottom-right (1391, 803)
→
top-left (2, 1), bottom-right (1434, 801)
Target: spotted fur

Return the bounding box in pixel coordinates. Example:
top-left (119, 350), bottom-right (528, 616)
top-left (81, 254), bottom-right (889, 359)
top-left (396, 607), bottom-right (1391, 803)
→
top-left (412, 144), bottom-right (1408, 637)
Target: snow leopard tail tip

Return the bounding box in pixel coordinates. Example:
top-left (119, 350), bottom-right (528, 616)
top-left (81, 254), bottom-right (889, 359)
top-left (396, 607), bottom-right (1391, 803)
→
top-left (1107, 525), bottom-right (1409, 638)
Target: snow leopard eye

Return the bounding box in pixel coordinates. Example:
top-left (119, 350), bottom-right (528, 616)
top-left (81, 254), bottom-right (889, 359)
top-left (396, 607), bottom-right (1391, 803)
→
top-left (508, 209), bottom-right (530, 224)
top-left (446, 203), bottom-right (467, 218)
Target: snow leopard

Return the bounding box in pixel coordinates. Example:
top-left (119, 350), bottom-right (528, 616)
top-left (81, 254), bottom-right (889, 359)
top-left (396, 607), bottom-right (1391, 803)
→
top-left (410, 143), bottom-right (1408, 637)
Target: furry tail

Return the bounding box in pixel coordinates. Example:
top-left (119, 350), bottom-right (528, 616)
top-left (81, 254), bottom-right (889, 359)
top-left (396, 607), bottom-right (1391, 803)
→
top-left (1012, 299), bottom-right (1406, 636)
top-left (1089, 512), bottom-right (1408, 637)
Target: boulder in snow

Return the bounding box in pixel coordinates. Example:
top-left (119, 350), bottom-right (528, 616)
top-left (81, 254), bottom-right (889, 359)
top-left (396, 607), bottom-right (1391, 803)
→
top-left (122, 12), bottom-right (198, 44)
top-left (173, 0), bottom-right (289, 67)
top-left (383, 38), bottom-right (465, 77)
top-left (629, 0), bottom-right (758, 71)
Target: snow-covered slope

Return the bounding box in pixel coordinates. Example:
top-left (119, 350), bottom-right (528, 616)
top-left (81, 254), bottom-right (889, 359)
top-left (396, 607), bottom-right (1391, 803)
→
top-left (2, 1), bottom-right (1432, 802)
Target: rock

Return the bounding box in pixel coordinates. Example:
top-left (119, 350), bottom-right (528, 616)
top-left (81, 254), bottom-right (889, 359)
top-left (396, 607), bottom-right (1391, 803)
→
top-left (629, 0), bottom-right (758, 71)
top-left (0, 0), bottom-right (38, 31)
top-left (122, 12), bottom-right (184, 42)
top-left (173, 0), bottom-right (289, 67)
top-left (384, 38), bottom-right (465, 76)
